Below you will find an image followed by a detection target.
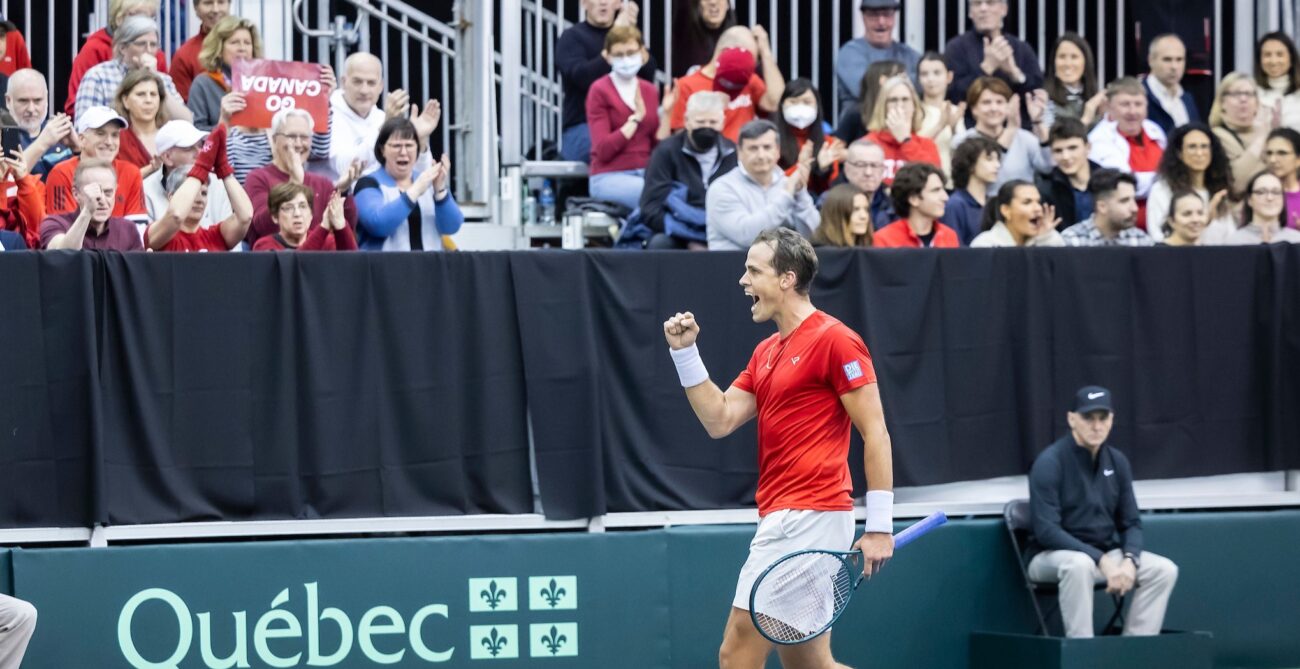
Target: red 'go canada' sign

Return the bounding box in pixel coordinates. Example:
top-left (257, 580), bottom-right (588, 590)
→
top-left (229, 59), bottom-right (330, 132)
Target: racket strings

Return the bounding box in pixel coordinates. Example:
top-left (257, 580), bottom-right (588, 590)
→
top-left (751, 553), bottom-right (855, 642)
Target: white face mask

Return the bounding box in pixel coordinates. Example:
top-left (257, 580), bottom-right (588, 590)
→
top-left (782, 103), bottom-right (818, 130)
top-left (611, 55), bottom-right (642, 79)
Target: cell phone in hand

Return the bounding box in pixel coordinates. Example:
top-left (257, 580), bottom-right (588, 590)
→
top-left (0, 126), bottom-right (22, 157)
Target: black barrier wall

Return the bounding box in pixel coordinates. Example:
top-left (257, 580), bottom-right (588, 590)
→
top-left (1, 248), bottom-right (1298, 527)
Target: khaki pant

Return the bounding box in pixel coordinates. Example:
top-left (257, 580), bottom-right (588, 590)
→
top-left (1027, 548), bottom-right (1178, 638)
top-left (0, 594), bottom-right (36, 669)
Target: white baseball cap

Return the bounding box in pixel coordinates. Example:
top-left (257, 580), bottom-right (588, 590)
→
top-left (75, 106), bottom-right (128, 134)
top-left (155, 120), bottom-right (209, 154)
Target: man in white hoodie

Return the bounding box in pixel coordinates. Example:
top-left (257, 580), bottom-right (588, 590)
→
top-left (327, 52), bottom-right (441, 182)
top-left (1087, 77), bottom-right (1166, 231)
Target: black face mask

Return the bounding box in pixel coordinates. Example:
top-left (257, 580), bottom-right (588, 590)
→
top-left (688, 127), bottom-right (720, 151)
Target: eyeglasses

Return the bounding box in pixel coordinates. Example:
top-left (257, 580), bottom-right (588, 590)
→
top-left (130, 39), bottom-right (159, 50)
top-left (275, 132), bottom-right (312, 142)
top-left (1224, 90), bottom-right (1256, 100)
top-left (846, 160), bottom-right (884, 171)
top-left (277, 202), bottom-right (311, 214)
top-left (385, 141), bottom-right (419, 153)
top-left (1251, 188), bottom-right (1284, 198)
top-left (884, 96), bottom-right (913, 105)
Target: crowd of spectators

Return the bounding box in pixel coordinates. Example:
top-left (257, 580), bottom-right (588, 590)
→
top-left (552, 0), bottom-right (1300, 250)
top-left (0, 0), bottom-right (460, 253)
top-left (0, 0), bottom-right (1297, 257)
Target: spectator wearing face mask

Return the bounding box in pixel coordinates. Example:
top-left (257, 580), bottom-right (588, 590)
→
top-left (586, 25), bottom-right (659, 212)
top-left (772, 78), bottom-right (844, 198)
top-left (666, 25), bottom-right (785, 142)
top-left (639, 91), bottom-right (736, 249)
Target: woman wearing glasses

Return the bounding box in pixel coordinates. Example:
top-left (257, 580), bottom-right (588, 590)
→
top-left (1209, 73), bottom-right (1275, 197)
top-left (862, 75), bottom-right (941, 186)
top-left (1144, 123), bottom-right (1235, 243)
top-left (1226, 171), bottom-right (1300, 244)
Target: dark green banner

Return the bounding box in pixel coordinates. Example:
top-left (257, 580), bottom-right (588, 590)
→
top-left (14, 532), bottom-right (677, 668)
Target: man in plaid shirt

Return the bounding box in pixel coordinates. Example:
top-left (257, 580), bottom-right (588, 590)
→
top-left (1061, 169), bottom-right (1155, 247)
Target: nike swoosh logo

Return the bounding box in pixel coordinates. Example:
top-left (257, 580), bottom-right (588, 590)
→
top-left (1088, 392), bottom-right (1105, 400)
top-left (1104, 469), bottom-right (1114, 476)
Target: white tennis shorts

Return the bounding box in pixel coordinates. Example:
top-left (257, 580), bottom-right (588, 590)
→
top-left (732, 509), bottom-right (856, 610)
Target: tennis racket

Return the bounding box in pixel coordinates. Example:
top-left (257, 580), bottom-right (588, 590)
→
top-left (748, 511), bottom-right (948, 645)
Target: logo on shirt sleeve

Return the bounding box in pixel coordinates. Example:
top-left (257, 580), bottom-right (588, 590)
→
top-left (843, 360), bottom-right (863, 382)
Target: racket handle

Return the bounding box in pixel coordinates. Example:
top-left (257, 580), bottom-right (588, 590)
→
top-left (892, 511), bottom-right (947, 550)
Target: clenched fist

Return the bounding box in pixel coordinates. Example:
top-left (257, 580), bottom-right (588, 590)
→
top-left (663, 311), bottom-right (699, 350)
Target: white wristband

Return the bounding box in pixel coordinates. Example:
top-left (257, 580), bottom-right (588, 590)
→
top-left (669, 344), bottom-right (709, 388)
top-left (864, 490), bottom-right (894, 534)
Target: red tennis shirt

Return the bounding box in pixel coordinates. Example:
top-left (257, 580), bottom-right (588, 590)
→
top-left (732, 310), bottom-right (877, 516)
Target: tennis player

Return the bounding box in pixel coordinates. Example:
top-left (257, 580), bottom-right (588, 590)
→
top-left (663, 227), bottom-right (895, 668)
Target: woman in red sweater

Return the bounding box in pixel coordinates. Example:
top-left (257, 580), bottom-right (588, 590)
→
top-left (113, 69), bottom-right (168, 179)
top-left (863, 75), bottom-right (941, 186)
top-left (585, 25), bottom-right (659, 213)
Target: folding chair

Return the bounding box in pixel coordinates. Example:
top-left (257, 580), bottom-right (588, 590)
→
top-left (1003, 498), bottom-right (1130, 637)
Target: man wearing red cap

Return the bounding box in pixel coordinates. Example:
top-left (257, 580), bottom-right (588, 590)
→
top-left (667, 25), bottom-right (785, 143)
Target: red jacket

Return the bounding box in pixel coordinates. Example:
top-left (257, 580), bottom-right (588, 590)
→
top-left (169, 29), bottom-right (209, 101)
top-left (863, 130), bottom-right (941, 185)
top-left (0, 30), bottom-right (32, 76)
top-left (873, 219), bottom-right (960, 248)
top-left (252, 224), bottom-right (357, 251)
top-left (585, 75), bottom-right (659, 176)
top-left (0, 175), bottom-right (45, 249)
top-left (66, 28), bottom-right (169, 117)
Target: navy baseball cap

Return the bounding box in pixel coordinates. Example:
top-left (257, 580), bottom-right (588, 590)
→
top-left (1073, 385), bottom-right (1113, 414)
top-left (860, 0), bottom-right (901, 8)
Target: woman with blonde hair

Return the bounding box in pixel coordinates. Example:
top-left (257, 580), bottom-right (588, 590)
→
top-left (66, 0), bottom-right (167, 117)
top-left (113, 68), bottom-right (169, 176)
top-left (188, 15), bottom-right (264, 131)
top-left (812, 184), bottom-right (874, 247)
top-left (862, 75), bottom-right (940, 185)
top-left (1209, 72), bottom-right (1276, 196)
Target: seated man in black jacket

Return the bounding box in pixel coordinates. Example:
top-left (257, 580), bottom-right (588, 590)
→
top-left (1036, 118), bottom-right (1100, 230)
top-left (1027, 385), bottom-right (1179, 638)
top-left (638, 91), bottom-right (737, 249)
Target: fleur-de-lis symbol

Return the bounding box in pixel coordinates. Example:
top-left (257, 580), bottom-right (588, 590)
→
top-left (480, 579), bottom-right (508, 610)
top-left (540, 625), bottom-right (568, 655)
top-left (480, 627), bottom-right (509, 657)
top-left (539, 578), bottom-right (567, 608)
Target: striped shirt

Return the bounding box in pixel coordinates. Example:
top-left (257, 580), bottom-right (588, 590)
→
top-left (228, 117), bottom-right (333, 184)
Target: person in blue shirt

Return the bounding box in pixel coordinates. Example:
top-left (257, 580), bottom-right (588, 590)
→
top-left (834, 0), bottom-right (921, 111)
top-left (353, 118), bottom-right (463, 251)
top-left (1026, 386), bottom-right (1180, 638)
top-left (6, 69), bottom-right (75, 179)
top-left (947, 134), bottom-right (1002, 244)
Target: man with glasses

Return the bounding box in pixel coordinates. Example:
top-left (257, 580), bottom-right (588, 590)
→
top-left (43, 106), bottom-right (150, 227)
top-left (1026, 385), bottom-right (1179, 638)
top-left (834, 0), bottom-right (922, 110)
top-left (831, 138), bottom-right (895, 231)
top-left (943, 0), bottom-right (1043, 112)
top-left (242, 108), bottom-right (358, 249)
